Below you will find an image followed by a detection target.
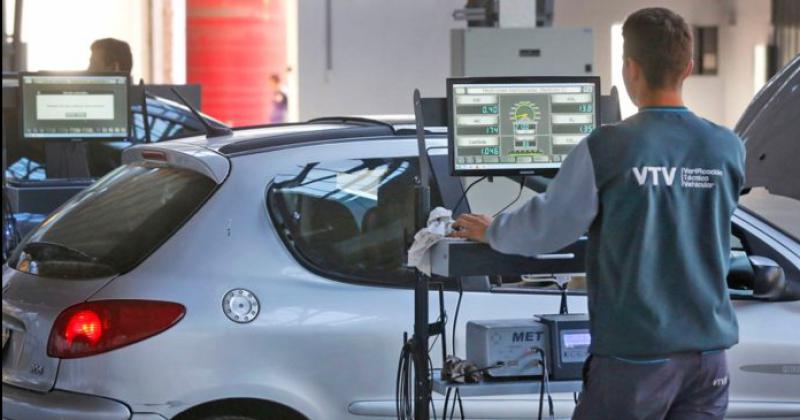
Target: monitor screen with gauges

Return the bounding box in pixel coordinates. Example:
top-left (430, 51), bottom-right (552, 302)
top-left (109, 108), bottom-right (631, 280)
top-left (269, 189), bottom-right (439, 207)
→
top-left (448, 76), bottom-right (600, 177)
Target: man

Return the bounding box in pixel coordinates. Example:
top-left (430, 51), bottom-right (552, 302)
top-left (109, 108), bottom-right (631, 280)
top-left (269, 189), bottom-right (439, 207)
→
top-left (269, 73), bottom-right (288, 123)
top-left (88, 38), bottom-right (132, 74)
top-left (451, 8), bottom-right (744, 420)
top-left (44, 38), bottom-right (131, 178)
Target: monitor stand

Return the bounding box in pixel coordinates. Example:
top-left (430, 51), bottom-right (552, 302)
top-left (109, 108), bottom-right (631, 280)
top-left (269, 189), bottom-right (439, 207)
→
top-left (44, 142), bottom-right (91, 179)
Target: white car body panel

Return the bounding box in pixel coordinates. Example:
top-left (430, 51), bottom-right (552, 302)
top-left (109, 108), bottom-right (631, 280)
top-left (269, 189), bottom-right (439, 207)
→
top-left (31, 137), bottom-right (794, 419)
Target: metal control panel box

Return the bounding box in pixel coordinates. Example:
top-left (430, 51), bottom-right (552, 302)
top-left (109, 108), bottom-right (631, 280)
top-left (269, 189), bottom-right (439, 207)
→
top-left (466, 318), bottom-right (549, 378)
top-left (451, 27), bottom-right (594, 77)
top-left (538, 314), bottom-right (591, 380)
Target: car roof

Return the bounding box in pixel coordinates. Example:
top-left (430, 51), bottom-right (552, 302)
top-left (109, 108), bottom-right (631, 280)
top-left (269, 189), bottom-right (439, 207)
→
top-left (173, 116), bottom-right (446, 156)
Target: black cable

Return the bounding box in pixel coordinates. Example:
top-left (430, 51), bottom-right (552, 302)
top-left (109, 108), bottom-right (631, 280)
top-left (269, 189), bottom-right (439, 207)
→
top-left (534, 347), bottom-right (556, 420)
top-left (448, 388), bottom-right (465, 420)
top-left (443, 386), bottom-right (452, 420)
top-left (535, 348), bottom-right (555, 420)
top-left (428, 333), bottom-right (440, 353)
top-left (430, 284), bottom-right (447, 353)
top-left (449, 390), bottom-right (457, 420)
top-left (428, 354), bottom-right (438, 420)
top-left (560, 284), bottom-right (569, 315)
top-left (544, 361), bottom-right (554, 419)
top-left (538, 360), bottom-right (546, 420)
top-left (395, 338), bottom-right (414, 420)
top-left (451, 278), bottom-right (463, 357)
top-left (397, 343), bottom-right (441, 420)
top-left (395, 344), bottom-right (403, 418)
top-left (452, 176), bottom-right (487, 215)
top-left (428, 310), bottom-right (445, 353)
top-left (455, 388), bottom-right (465, 420)
top-left (492, 176), bottom-right (525, 217)
top-left (395, 335), bottom-right (428, 420)
top-left (397, 311), bottom-right (446, 419)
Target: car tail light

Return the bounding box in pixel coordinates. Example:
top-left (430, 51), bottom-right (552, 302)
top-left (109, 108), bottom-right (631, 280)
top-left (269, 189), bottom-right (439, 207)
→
top-left (48, 300), bottom-right (185, 359)
top-left (141, 150), bottom-right (168, 162)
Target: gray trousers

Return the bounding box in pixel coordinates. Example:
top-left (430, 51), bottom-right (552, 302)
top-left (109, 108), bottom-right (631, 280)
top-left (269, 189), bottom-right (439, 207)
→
top-left (572, 351), bottom-right (729, 420)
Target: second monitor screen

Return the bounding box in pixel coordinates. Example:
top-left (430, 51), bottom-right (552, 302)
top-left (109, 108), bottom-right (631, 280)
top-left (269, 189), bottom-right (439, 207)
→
top-left (451, 80), bottom-right (597, 174)
top-left (21, 74), bottom-right (130, 140)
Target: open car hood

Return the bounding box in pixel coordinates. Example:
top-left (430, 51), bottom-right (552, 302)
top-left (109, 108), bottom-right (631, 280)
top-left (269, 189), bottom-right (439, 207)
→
top-left (734, 55), bottom-right (800, 201)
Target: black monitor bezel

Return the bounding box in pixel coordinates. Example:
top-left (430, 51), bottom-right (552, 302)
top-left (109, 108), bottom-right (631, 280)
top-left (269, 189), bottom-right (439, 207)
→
top-left (18, 71), bottom-right (132, 142)
top-left (448, 76), bottom-right (601, 177)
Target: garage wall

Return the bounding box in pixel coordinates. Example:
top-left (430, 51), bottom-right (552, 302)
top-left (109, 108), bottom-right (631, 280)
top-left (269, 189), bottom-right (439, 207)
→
top-left (291, 0), bottom-right (771, 128)
top-left (555, 0), bottom-right (771, 127)
top-left (720, 0), bottom-right (772, 128)
top-left (292, 0), bottom-right (466, 120)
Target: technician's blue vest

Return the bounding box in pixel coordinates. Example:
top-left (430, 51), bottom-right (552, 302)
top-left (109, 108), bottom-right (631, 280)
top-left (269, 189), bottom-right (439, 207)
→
top-left (585, 107), bottom-right (745, 357)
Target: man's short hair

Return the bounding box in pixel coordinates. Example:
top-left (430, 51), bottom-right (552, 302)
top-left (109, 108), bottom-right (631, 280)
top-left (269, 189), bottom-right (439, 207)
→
top-left (622, 8), bottom-right (692, 89)
top-left (91, 38), bottom-right (133, 73)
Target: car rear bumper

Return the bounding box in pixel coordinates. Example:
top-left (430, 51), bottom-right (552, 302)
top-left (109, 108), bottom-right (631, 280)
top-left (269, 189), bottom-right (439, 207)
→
top-left (2, 383), bottom-right (131, 420)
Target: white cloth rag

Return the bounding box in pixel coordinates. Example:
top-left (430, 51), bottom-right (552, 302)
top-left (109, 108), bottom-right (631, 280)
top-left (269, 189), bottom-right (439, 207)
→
top-left (407, 207), bottom-right (456, 275)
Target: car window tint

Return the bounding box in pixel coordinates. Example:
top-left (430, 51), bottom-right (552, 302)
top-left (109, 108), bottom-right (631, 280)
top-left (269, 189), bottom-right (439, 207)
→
top-left (268, 157), bottom-right (443, 287)
top-left (10, 162), bottom-right (216, 279)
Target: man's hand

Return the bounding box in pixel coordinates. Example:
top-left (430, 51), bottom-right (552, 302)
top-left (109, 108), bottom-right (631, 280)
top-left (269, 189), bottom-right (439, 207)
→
top-left (449, 214), bottom-right (493, 243)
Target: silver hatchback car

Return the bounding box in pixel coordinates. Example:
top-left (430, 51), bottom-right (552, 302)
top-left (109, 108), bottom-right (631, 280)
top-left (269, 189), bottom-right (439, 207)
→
top-left (3, 61), bottom-right (800, 420)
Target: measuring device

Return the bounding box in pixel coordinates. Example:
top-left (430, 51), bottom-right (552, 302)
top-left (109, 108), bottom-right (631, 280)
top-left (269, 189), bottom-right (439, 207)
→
top-left (466, 314), bottom-right (590, 380)
top-left (538, 313), bottom-right (591, 380)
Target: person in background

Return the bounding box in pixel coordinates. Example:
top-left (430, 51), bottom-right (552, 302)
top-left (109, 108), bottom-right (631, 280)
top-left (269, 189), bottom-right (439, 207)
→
top-left (44, 38), bottom-right (133, 178)
top-left (88, 38), bottom-right (133, 74)
top-left (85, 38), bottom-right (133, 176)
top-left (269, 74), bottom-right (288, 124)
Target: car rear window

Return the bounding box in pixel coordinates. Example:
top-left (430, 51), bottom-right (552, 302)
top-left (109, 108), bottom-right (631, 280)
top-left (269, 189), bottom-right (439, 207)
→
top-left (10, 162), bottom-right (216, 279)
top-left (268, 157), bottom-right (443, 287)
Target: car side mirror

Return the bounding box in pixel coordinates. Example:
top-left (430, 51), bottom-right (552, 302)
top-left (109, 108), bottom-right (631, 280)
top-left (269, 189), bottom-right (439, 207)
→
top-left (749, 256), bottom-right (797, 301)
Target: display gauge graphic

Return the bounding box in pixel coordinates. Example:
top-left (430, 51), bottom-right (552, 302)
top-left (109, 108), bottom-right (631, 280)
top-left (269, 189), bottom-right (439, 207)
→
top-left (509, 101), bottom-right (542, 153)
top-left (449, 77), bottom-right (600, 177)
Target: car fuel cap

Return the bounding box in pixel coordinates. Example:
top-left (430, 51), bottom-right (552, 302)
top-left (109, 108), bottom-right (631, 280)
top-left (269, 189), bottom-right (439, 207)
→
top-left (222, 289), bottom-right (260, 323)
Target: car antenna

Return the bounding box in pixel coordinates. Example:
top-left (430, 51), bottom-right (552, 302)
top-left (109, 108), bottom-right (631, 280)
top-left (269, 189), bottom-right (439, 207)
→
top-left (170, 87), bottom-right (233, 138)
top-left (138, 79), bottom-right (152, 143)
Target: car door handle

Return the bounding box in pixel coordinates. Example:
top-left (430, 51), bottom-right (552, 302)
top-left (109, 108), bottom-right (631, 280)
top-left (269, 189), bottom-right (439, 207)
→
top-left (534, 253), bottom-right (575, 260)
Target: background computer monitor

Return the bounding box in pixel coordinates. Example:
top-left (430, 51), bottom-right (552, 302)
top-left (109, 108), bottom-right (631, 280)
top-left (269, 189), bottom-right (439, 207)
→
top-left (448, 76), bottom-right (600, 177)
top-left (19, 72), bottom-right (130, 141)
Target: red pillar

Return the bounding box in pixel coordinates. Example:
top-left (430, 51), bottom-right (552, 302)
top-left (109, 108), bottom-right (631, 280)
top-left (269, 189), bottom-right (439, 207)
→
top-left (187, 0), bottom-right (286, 127)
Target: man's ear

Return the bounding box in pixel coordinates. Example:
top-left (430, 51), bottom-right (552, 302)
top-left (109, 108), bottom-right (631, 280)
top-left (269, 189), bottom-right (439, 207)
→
top-left (681, 59), bottom-right (694, 81)
top-left (624, 57), bottom-right (641, 82)
top-left (622, 57), bottom-right (639, 106)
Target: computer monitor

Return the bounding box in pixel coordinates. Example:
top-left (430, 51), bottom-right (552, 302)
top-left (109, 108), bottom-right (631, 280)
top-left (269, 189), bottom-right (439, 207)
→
top-left (448, 76), bottom-right (600, 177)
top-left (19, 72), bottom-right (130, 141)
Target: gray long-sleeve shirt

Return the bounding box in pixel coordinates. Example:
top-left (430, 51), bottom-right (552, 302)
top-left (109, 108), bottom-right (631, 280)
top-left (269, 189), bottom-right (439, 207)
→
top-left (486, 107), bottom-right (745, 357)
top-left (486, 137), bottom-right (598, 256)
